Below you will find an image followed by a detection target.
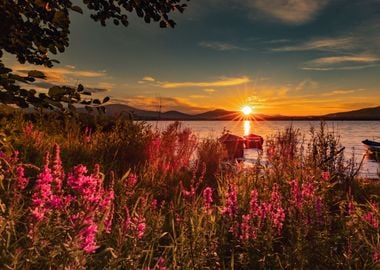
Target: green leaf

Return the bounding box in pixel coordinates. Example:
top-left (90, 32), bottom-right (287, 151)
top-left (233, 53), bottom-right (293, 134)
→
top-left (77, 84), bottom-right (84, 92)
top-left (159, 21), bottom-right (167, 28)
top-left (93, 99), bottom-right (101, 105)
top-left (48, 45), bottom-right (57, 54)
top-left (48, 86), bottom-right (67, 97)
top-left (28, 70), bottom-right (46, 79)
top-left (9, 74), bottom-right (28, 83)
top-left (46, 98), bottom-right (64, 109)
top-left (71, 6), bottom-right (83, 14)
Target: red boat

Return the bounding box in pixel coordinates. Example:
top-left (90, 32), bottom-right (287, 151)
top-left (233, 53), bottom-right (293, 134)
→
top-left (244, 134), bottom-right (264, 149)
top-left (219, 133), bottom-right (245, 160)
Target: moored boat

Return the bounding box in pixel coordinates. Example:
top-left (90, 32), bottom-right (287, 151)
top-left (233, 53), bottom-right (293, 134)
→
top-left (244, 134), bottom-right (264, 149)
top-left (362, 139), bottom-right (380, 153)
top-left (219, 133), bottom-right (245, 160)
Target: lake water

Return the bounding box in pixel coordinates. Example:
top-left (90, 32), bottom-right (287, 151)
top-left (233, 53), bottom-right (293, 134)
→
top-left (147, 120), bottom-right (380, 178)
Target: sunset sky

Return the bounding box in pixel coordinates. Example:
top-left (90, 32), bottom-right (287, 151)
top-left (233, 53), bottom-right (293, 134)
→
top-left (4, 0), bottom-right (380, 115)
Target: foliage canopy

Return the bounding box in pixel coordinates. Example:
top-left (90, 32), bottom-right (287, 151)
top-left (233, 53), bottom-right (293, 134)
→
top-left (0, 0), bottom-right (189, 112)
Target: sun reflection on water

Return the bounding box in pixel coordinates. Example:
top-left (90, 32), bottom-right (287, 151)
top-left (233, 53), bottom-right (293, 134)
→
top-left (243, 120), bottom-right (251, 136)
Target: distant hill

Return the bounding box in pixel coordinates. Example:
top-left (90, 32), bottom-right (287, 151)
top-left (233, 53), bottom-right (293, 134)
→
top-left (323, 106), bottom-right (380, 120)
top-left (100, 104), bottom-right (380, 121)
top-left (195, 109), bottom-right (239, 120)
top-left (2, 103), bottom-right (380, 120)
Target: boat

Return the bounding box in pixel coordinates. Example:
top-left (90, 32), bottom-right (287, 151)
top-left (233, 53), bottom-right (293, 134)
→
top-left (219, 133), bottom-right (245, 160)
top-left (244, 134), bottom-right (264, 150)
top-left (362, 139), bottom-right (380, 153)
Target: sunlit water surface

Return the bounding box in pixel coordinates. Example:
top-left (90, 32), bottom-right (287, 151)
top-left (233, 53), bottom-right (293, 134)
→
top-left (147, 120), bottom-right (380, 178)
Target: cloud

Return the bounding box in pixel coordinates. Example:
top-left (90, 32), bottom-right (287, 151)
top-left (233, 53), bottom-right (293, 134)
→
top-left (264, 39), bottom-right (291, 44)
top-left (302, 65), bottom-right (378, 71)
top-left (12, 64), bottom-right (107, 84)
top-left (248, 0), bottom-right (329, 24)
top-left (303, 55), bottom-right (380, 70)
top-left (308, 55), bottom-right (380, 65)
top-left (189, 95), bottom-right (207, 99)
top-left (272, 37), bottom-right (355, 52)
top-left (10, 63), bottom-right (115, 95)
top-left (84, 82), bottom-right (114, 93)
top-left (322, 89), bottom-right (365, 97)
top-left (203, 88), bottom-right (216, 93)
top-left (142, 76), bottom-right (155, 82)
top-left (160, 76), bottom-right (251, 88)
top-left (199, 41), bottom-right (248, 51)
top-left (294, 79), bottom-right (318, 92)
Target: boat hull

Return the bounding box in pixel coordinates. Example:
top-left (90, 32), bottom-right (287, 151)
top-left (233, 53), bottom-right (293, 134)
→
top-left (362, 139), bottom-right (380, 153)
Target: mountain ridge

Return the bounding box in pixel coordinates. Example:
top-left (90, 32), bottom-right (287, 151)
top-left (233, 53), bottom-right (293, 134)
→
top-left (100, 104), bottom-right (380, 121)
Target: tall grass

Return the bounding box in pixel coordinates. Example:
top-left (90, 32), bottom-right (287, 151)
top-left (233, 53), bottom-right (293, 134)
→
top-left (1, 112), bottom-right (379, 269)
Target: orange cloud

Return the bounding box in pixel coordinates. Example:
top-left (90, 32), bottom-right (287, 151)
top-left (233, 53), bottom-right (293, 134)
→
top-left (160, 76), bottom-right (251, 88)
top-left (309, 55), bottom-right (380, 65)
top-left (11, 64), bottom-right (107, 84)
top-left (249, 0), bottom-right (329, 24)
top-left (203, 88), bottom-right (216, 93)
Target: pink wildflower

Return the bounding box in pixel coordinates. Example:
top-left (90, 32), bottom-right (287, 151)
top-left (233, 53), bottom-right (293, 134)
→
top-left (48, 195), bottom-right (62, 209)
top-left (124, 207), bottom-right (131, 232)
top-left (257, 202), bottom-right (269, 221)
top-left (11, 150), bottom-right (19, 163)
top-left (229, 221), bottom-right (240, 238)
top-left (270, 184), bottom-right (281, 206)
top-left (321, 171), bottom-right (330, 181)
top-left (104, 205), bottom-right (114, 234)
top-left (301, 183), bottom-right (314, 200)
top-left (363, 212), bottom-right (379, 229)
top-left (222, 184), bottom-right (238, 218)
top-left (23, 122), bottom-right (43, 147)
top-left (289, 179), bottom-right (302, 209)
top-left (30, 207), bottom-right (45, 222)
top-left (24, 122), bottom-right (34, 135)
top-left (272, 206), bottom-right (286, 234)
top-left (31, 152), bottom-right (53, 221)
top-left (203, 187), bottom-right (213, 213)
top-left (175, 213), bottom-right (183, 224)
top-left (126, 173), bottom-right (138, 188)
top-left (151, 199), bottom-right (158, 210)
top-left (269, 184), bottom-right (286, 234)
top-left (157, 257), bottom-right (166, 270)
top-left (135, 216), bottom-right (146, 239)
top-left (249, 190), bottom-right (259, 216)
top-left (85, 126), bottom-right (92, 143)
top-left (79, 219), bottom-right (98, 253)
top-left (67, 165), bottom-right (101, 206)
top-left (240, 214), bottom-right (251, 241)
top-left (16, 166), bottom-right (28, 190)
top-left (374, 251), bottom-right (379, 263)
top-left (51, 144), bottom-right (64, 193)
top-left (180, 181), bottom-right (195, 199)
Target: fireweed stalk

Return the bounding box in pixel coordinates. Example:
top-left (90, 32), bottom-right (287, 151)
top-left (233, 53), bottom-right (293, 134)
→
top-left (27, 145), bottom-right (114, 253)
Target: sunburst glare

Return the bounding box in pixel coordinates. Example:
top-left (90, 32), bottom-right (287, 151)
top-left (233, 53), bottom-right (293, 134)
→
top-left (242, 105), bottom-right (253, 116)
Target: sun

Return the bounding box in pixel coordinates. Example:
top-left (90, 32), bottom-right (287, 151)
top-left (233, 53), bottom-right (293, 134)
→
top-left (241, 105), bottom-right (253, 116)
